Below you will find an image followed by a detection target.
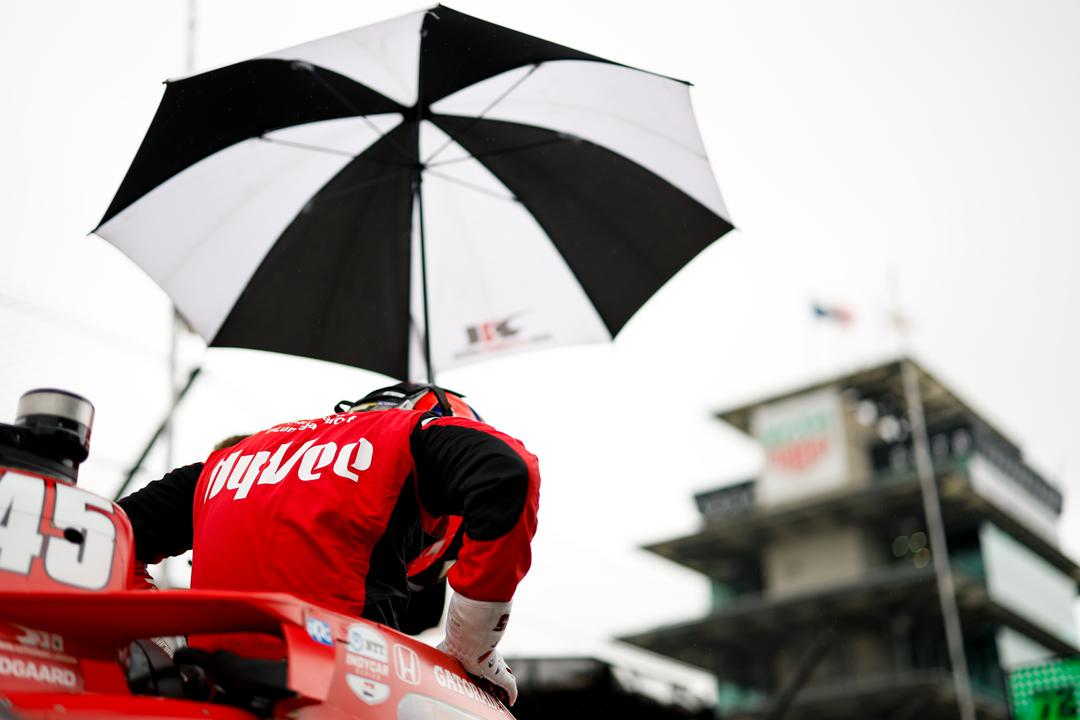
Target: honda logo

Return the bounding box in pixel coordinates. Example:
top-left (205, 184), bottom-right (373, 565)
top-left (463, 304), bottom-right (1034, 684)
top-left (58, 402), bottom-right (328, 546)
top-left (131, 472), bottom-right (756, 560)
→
top-left (393, 644), bottom-right (421, 685)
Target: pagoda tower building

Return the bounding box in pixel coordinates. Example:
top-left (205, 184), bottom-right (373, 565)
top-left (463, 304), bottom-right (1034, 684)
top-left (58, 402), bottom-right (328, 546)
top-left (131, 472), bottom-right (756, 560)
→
top-left (623, 359), bottom-right (1079, 719)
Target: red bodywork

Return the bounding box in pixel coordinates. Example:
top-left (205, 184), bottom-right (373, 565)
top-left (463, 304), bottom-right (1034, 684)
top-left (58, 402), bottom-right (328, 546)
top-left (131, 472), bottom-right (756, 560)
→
top-left (0, 467), bottom-right (514, 720)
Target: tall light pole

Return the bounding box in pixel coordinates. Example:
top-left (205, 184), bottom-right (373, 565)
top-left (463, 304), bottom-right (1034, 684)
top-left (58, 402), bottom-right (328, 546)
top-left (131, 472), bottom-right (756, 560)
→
top-left (901, 358), bottom-right (976, 720)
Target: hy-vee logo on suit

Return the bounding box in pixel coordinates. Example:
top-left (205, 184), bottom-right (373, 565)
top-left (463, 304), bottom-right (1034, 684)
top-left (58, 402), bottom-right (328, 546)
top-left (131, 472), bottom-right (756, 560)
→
top-left (204, 437), bottom-right (375, 502)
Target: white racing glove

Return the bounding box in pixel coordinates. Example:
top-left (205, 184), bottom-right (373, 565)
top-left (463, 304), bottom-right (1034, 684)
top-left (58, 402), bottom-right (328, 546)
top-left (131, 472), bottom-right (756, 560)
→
top-left (437, 593), bottom-right (517, 705)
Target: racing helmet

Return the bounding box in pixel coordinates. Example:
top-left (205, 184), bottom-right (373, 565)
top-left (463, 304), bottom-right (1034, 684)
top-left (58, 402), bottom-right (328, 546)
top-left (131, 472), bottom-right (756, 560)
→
top-left (334, 382), bottom-right (481, 421)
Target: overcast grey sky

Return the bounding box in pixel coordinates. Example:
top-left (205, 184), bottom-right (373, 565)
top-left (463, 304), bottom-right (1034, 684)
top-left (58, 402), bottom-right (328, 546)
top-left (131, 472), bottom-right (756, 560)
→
top-left (2, 0), bottom-right (1079, 698)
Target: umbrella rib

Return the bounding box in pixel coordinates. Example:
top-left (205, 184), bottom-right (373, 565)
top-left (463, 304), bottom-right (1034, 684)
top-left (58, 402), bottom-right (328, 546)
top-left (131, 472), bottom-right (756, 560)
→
top-left (257, 136), bottom-right (363, 158)
top-left (423, 169), bottom-right (518, 203)
top-left (294, 63), bottom-right (415, 163)
top-left (422, 64), bottom-right (541, 166)
top-left (426, 135), bottom-right (574, 168)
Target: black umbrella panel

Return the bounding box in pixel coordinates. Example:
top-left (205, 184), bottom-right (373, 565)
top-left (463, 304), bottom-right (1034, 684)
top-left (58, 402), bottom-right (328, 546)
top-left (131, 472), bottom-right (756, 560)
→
top-left (96, 5), bottom-right (734, 382)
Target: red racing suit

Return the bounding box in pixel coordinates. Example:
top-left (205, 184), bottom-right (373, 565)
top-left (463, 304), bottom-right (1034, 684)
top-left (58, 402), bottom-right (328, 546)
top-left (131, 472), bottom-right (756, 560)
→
top-left (118, 408), bottom-right (540, 632)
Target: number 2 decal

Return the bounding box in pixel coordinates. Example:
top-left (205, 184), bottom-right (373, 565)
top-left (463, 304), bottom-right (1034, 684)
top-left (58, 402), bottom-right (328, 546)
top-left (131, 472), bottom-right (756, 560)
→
top-left (0, 471), bottom-right (116, 590)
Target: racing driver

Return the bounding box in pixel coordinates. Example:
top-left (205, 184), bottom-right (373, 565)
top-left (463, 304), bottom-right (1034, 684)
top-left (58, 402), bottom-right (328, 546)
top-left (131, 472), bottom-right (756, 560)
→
top-left (117, 382), bottom-right (540, 705)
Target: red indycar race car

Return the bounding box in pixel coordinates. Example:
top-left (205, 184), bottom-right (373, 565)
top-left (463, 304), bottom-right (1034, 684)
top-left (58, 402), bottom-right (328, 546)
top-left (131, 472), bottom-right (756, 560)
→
top-left (0, 389), bottom-right (514, 720)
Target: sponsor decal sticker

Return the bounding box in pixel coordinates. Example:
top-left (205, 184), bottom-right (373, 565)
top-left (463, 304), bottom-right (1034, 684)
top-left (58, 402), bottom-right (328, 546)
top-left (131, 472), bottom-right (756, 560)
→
top-left (346, 624), bottom-right (388, 662)
top-left (346, 674), bottom-right (390, 705)
top-left (305, 617), bottom-right (334, 647)
top-left (15, 626), bottom-right (64, 654)
top-left (466, 316), bottom-right (520, 345)
top-left (345, 653), bottom-right (389, 678)
top-left (0, 625), bottom-right (75, 664)
top-left (205, 435), bottom-right (375, 502)
top-left (454, 312), bottom-right (551, 360)
top-left (344, 624), bottom-right (390, 678)
top-left (433, 665), bottom-right (503, 711)
top-left (0, 652), bottom-right (80, 690)
top-left (393, 643), bottom-right (421, 685)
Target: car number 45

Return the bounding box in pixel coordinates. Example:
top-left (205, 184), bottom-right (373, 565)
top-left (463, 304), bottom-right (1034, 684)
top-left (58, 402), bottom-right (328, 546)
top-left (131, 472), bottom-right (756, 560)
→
top-left (0, 471), bottom-right (116, 590)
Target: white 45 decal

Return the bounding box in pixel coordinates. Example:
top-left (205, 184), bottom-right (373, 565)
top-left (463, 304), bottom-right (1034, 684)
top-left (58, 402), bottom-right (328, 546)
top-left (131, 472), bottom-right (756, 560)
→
top-left (0, 472), bottom-right (116, 589)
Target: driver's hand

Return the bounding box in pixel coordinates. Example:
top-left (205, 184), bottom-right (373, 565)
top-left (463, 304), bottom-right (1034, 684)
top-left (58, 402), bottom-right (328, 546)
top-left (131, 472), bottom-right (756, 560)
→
top-left (437, 593), bottom-right (517, 705)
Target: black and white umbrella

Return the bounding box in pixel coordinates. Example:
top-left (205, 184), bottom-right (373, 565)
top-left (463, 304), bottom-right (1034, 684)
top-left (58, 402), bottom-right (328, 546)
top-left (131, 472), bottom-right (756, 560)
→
top-left (96, 5), bottom-right (734, 382)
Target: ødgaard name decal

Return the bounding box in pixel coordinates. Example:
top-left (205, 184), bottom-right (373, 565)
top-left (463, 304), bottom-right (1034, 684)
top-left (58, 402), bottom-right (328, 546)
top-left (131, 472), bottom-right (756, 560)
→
top-left (204, 436), bottom-right (375, 501)
top-left (0, 652), bottom-right (80, 689)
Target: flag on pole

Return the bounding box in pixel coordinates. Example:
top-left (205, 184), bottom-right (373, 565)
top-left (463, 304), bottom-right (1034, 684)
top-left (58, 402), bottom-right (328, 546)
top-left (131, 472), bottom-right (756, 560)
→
top-left (811, 302), bottom-right (853, 326)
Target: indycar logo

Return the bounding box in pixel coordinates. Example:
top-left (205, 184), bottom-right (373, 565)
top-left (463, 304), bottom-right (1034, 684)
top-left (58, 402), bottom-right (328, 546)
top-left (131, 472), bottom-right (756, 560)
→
top-left (345, 624), bottom-right (389, 679)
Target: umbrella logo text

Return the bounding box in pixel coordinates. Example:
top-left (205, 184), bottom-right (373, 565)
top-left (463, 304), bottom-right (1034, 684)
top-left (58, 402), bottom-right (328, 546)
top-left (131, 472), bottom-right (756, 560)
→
top-left (455, 312), bottom-right (551, 360)
top-left (465, 317), bottom-right (520, 346)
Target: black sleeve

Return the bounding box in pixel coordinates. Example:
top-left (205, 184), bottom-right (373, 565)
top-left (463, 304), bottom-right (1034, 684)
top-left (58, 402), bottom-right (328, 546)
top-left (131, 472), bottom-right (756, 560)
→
top-left (399, 580), bottom-right (448, 636)
top-left (410, 420), bottom-right (528, 541)
top-left (116, 462), bottom-right (203, 564)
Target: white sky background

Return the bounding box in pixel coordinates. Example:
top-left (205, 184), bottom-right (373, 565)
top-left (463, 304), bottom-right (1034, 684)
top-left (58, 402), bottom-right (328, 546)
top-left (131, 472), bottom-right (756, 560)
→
top-left (3, 0), bottom-right (1080, 701)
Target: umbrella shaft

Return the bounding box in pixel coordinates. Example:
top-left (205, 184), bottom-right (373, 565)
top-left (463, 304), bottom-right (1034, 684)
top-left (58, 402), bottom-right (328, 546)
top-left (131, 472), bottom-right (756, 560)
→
top-left (413, 167), bottom-right (434, 384)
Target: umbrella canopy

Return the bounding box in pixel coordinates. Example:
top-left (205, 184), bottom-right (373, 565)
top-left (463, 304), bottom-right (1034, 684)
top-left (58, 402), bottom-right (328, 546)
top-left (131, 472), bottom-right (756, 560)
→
top-left (96, 5), bottom-right (734, 382)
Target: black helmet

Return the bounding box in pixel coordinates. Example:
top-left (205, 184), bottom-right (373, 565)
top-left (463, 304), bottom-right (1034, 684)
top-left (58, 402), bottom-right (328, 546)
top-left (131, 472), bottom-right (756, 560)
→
top-left (334, 382), bottom-right (481, 421)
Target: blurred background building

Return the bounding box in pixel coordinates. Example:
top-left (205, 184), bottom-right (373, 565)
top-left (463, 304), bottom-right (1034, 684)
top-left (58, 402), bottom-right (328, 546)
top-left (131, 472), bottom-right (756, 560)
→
top-left (508, 657), bottom-right (713, 720)
top-left (622, 358), bottom-right (1080, 719)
